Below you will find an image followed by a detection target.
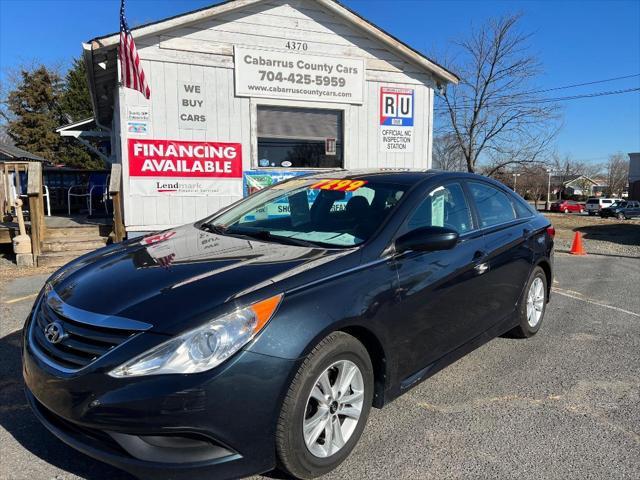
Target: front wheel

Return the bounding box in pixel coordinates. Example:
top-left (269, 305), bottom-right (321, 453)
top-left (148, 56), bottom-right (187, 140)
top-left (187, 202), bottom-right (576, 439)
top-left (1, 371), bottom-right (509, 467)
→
top-left (510, 266), bottom-right (548, 338)
top-left (563, 208), bottom-right (569, 213)
top-left (617, 212), bottom-right (626, 220)
top-left (276, 332), bottom-right (374, 479)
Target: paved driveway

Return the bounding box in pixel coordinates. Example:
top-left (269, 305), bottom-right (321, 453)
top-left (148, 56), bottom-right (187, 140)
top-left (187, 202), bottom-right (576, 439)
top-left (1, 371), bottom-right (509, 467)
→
top-left (1, 254), bottom-right (639, 479)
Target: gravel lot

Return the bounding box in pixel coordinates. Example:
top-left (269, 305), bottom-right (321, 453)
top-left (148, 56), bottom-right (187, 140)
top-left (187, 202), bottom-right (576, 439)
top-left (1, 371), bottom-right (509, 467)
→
top-left (544, 212), bottom-right (640, 257)
top-left (1, 253), bottom-right (639, 480)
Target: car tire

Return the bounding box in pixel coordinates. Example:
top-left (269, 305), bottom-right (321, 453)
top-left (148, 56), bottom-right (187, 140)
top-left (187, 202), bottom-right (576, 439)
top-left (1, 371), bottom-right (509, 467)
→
top-left (276, 332), bottom-right (374, 479)
top-left (617, 212), bottom-right (626, 220)
top-left (588, 212), bottom-right (595, 216)
top-left (510, 266), bottom-right (548, 338)
top-left (563, 208), bottom-right (569, 213)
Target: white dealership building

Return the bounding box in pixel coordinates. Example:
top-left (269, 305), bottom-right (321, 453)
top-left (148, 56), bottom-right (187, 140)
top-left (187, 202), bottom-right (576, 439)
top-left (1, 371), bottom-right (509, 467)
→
top-left (83, 0), bottom-right (458, 234)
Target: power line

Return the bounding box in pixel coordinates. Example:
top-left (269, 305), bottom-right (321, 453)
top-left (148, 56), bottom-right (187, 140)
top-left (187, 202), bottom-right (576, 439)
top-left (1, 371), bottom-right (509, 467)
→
top-left (434, 86), bottom-right (640, 111)
top-left (476, 73), bottom-right (640, 101)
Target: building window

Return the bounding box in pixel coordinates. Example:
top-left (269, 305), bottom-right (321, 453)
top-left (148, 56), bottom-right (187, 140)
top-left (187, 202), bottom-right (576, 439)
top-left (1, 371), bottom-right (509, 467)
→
top-left (257, 106), bottom-right (343, 169)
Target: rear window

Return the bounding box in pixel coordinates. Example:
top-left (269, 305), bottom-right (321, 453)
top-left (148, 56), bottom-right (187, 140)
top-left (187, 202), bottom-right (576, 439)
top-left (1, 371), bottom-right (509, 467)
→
top-left (586, 199), bottom-right (599, 204)
top-left (468, 182), bottom-right (517, 227)
top-left (513, 197), bottom-right (535, 218)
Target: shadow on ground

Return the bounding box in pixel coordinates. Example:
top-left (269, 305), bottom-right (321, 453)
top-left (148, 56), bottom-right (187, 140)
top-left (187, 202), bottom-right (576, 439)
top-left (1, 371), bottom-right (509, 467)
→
top-left (577, 223), bottom-right (640, 247)
top-left (0, 329), bottom-right (134, 479)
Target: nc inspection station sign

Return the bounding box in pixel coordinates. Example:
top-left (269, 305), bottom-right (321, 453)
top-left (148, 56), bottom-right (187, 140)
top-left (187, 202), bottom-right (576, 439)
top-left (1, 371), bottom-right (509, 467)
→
top-left (379, 86), bottom-right (415, 153)
top-left (234, 46), bottom-right (365, 104)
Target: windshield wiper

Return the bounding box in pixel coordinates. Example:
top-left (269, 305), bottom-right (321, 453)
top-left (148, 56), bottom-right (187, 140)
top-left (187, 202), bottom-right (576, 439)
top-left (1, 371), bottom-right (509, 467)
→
top-left (226, 229), bottom-right (323, 248)
top-left (200, 222), bottom-right (228, 235)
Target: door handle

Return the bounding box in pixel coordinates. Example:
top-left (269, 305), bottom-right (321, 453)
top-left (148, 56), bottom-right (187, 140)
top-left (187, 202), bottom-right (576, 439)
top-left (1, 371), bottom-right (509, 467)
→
top-left (473, 250), bottom-right (487, 260)
top-left (474, 262), bottom-right (489, 275)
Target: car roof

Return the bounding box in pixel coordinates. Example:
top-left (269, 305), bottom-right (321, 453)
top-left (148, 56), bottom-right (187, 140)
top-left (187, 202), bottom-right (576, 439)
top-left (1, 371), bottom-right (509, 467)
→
top-left (300, 169), bottom-right (486, 186)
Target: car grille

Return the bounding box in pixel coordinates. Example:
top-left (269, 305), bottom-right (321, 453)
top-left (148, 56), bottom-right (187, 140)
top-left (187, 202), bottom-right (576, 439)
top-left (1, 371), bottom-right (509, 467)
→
top-left (30, 294), bottom-right (141, 372)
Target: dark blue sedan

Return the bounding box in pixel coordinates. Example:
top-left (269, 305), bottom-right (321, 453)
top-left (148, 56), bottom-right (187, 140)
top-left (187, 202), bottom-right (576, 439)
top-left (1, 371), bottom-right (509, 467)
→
top-left (23, 170), bottom-right (554, 480)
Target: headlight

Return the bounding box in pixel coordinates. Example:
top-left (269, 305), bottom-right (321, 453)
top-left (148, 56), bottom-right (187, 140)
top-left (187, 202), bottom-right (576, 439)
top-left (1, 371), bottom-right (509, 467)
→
top-left (109, 293), bottom-right (282, 377)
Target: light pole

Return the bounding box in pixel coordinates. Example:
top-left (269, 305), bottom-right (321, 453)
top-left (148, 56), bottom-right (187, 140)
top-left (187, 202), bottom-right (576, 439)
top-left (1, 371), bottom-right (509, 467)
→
top-left (512, 173), bottom-right (521, 193)
top-left (545, 169), bottom-right (553, 211)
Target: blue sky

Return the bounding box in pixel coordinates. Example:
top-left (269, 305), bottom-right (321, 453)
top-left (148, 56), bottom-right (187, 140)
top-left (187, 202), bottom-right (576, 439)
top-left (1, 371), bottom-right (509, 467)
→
top-left (1, 0), bottom-right (639, 163)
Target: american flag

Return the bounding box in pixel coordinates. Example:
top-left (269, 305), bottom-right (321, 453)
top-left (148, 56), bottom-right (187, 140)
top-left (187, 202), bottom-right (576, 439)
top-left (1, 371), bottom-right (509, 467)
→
top-left (119, 0), bottom-right (150, 99)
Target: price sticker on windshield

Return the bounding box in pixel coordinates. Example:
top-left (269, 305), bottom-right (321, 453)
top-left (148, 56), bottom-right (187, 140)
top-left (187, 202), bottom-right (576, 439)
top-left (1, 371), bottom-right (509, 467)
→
top-left (310, 179), bottom-right (368, 192)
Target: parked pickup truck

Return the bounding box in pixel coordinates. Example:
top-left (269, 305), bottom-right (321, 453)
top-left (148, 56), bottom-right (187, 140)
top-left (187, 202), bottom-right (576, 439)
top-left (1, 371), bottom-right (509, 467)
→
top-left (599, 200), bottom-right (640, 219)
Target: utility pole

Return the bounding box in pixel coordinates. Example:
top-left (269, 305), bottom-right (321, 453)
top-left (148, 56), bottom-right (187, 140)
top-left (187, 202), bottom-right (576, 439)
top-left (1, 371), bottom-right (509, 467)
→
top-left (546, 169), bottom-right (553, 211)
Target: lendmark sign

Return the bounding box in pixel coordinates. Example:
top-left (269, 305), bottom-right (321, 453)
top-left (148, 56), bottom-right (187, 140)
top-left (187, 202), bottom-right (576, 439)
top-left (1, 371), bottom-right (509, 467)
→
top-left (128, 139), bottom-right (242, 196)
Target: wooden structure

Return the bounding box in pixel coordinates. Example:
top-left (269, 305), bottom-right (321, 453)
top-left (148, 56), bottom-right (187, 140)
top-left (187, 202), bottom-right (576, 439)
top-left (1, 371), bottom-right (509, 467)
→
top-left (109, 163), bottom-right (125, 242)
top-left (1, 161), bottom-right (29, 219)
top-left (1, 162), bottom-right (119, 267)
top-left (83, 0), bottom-right (458, 235)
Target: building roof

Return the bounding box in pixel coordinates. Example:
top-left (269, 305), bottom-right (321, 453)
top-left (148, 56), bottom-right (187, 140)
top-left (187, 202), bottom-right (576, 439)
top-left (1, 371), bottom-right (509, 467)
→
top-left (0, 143), bottom-right (49, 163)
top-left (56, 117), bottom-right (100, 133)
top-left (83, 0), bottom-right (459, 126)
top-left (87, 0), bottom-right (458, 83)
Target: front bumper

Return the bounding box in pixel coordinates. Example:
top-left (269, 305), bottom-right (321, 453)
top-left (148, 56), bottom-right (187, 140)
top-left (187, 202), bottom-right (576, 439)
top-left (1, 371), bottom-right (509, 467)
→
top-left (23, 335), bottom-right (299, 480)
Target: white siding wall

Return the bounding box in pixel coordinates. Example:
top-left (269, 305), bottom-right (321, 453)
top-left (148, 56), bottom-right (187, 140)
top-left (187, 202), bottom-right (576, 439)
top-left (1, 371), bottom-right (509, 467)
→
top-left (118, 0), bottom-right (436, 231)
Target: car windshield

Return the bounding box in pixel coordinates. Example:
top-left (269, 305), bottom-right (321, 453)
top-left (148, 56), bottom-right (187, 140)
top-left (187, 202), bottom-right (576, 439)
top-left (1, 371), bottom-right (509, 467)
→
top-left (612, 201), bottom-right (627, 208)
top-left (203, 177), bottom-right (408, 248)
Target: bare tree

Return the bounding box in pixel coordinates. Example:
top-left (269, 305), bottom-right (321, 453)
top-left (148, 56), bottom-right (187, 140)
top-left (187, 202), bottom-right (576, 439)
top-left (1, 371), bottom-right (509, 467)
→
top-left (437, 14), bottom-right (559, 175)
top-left (604, 152), bottom-right (629, 197)
top-left (432, 134), bottom-right (467, 171)
top-left (517, 164), bottom-right (548, 209)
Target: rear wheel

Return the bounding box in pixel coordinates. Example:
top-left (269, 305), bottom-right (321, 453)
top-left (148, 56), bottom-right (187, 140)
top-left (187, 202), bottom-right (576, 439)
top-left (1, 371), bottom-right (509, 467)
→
top-left (510, 266), bottom-right (547, 338)
top-left (276, 332), bottom-right (373, 479)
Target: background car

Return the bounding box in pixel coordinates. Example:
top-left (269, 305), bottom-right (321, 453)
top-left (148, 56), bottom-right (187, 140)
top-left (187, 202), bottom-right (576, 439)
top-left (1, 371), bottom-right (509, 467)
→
top-left (550, 200), bottom-right (584, 213)
top-left (599, 200), bottom-right (640, 219)
top-left (585, 197), bottom-right (619, 215)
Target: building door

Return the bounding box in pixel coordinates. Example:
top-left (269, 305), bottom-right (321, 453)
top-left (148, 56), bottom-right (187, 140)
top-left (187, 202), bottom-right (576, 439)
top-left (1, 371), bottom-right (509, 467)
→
top-left (256, 106), bottom-right (343, 169)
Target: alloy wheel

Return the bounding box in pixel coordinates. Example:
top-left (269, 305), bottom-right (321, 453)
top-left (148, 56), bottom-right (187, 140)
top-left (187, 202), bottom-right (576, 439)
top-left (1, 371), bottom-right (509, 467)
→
top-left (303, 360), bottom-right (364, 458)
top-left (526, 277), bottom-right (545, 328)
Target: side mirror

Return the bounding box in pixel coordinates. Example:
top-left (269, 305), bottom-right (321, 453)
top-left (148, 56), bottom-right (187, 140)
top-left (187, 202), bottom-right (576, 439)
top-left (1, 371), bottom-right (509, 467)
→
top-left (395, 226), bottom-right (459, 253)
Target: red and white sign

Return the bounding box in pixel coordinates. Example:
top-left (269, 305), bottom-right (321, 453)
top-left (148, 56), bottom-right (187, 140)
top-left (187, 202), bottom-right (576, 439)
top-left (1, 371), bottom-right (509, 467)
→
top-left (127, 139), bottom-right (243, 196)
top-left (128, 139), bottom-right (242, 178)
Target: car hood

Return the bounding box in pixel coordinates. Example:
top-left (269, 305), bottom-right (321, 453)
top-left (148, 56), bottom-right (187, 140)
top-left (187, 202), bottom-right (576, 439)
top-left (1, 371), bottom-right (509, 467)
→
top-left (49, 224), bottom-right (354, 334)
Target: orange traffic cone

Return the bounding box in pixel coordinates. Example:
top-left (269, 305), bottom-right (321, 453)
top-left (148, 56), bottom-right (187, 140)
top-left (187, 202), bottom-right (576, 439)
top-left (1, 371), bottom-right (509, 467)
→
top-left (569, 231), bottom-right (586, 255)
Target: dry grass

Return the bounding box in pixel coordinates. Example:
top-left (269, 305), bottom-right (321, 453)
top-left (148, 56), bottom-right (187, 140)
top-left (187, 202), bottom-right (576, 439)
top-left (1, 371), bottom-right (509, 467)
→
top-left (544, 212), bottom-right (640, 257)
top-left (544, 212), bottom-right (640, 241)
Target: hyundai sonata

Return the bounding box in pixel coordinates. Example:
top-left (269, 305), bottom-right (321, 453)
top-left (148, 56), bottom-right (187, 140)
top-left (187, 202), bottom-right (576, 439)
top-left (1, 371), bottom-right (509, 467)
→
top-left (23, 170), bottom-right (554, 479)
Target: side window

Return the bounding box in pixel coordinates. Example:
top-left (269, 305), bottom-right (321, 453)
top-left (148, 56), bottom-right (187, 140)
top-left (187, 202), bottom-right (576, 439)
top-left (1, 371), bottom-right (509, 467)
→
top-left (406, 183), bottom-right (473, 234)
top-left (468, 182), bottom-right (517, 228)
top-left (513, 197), bottom-right (534, 218)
